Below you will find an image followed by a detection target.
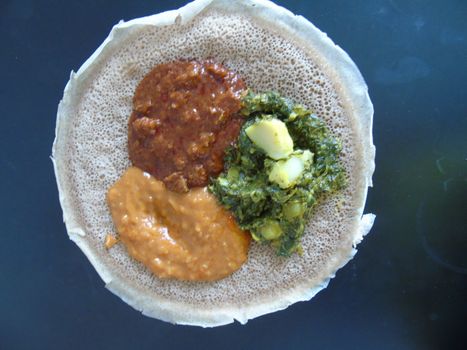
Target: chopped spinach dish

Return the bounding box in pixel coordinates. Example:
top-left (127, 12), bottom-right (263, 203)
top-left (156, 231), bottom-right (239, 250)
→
top-left (209, 91), bottom-right (346, 256)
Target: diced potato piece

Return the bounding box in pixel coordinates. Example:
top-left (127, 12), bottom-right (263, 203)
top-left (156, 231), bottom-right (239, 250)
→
top-left (245, 118), bottom-right (293, 160)
top-left (258, 220), bottom-right (283, 240)
top-left (283, 201), bottom-right (305, 219)
top-left (269, 150), bottom-right (312, 189)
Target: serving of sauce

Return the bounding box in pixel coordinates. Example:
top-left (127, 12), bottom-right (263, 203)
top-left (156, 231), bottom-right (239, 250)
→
top-left (107, 167), bottom-right (250, 281)
top-left (128, 59), bottom-right (246, 192)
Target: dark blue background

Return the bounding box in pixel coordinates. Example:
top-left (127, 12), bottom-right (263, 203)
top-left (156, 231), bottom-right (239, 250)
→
top-left (1, 1), bottom-right (466, 349)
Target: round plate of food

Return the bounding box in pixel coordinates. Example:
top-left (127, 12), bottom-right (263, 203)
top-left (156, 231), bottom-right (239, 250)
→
top-left (52, 0), bottom-right (375, 326)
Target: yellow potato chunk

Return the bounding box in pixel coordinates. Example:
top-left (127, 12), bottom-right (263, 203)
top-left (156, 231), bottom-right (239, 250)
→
top-left (269, 150), bottom-right (312, 188)
top-left (258, 220), bottom-right (283, 240)
top-left (245, 118), bottom-right (293, 160)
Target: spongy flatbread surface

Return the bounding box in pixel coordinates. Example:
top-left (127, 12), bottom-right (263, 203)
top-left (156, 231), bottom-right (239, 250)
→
top-left (53, 0), bottom-right (375, 326)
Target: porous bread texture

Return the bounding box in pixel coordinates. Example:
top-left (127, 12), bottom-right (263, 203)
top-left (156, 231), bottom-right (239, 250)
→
top-left (52, 0), bottom-right (375, 327)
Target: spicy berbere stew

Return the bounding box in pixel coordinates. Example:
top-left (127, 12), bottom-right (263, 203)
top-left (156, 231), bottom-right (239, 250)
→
top-left (128, 59), bottom-right (246, 192)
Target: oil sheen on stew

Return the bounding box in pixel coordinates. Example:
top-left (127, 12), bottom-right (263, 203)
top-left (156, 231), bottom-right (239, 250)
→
top-left (128, 59), bottom-right (246, 193)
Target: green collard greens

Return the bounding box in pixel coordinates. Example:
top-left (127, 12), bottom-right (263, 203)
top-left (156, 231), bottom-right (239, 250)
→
top-left (209, 91), bottom-right (346, 256)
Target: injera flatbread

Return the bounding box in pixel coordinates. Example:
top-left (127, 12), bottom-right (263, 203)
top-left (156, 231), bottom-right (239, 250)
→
top-left (52, 0), bottom-right (375, 326)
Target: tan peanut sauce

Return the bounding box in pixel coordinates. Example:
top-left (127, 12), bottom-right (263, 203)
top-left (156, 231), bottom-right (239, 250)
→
top-left (107, 167), bottom-right (250, 281)
top-left (128, 59), bottom-right (246, 193)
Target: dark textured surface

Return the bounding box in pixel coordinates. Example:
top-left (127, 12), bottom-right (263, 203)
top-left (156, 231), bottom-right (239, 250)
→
top-left (1, 1), bottom-right (466, 349)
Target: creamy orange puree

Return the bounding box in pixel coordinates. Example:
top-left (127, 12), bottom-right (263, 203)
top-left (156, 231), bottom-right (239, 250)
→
top-left (107, 167), bottom-right (250, 281)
